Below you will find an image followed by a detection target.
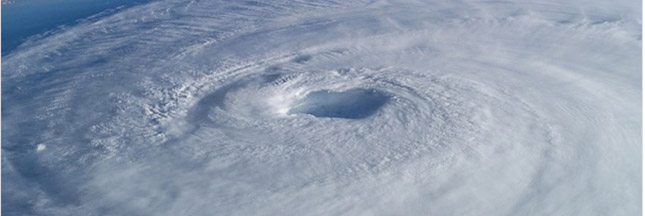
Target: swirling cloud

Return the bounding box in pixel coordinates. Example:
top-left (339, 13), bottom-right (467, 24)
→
top-left (2, 0), bottom-right (640, 215)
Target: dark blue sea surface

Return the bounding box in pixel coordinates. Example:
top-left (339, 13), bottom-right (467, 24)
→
top-left (2, 0), bottom-right (147, 55)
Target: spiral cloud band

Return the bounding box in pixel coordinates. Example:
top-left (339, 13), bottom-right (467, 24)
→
top-left (1, 0), bottom-right (641, 215)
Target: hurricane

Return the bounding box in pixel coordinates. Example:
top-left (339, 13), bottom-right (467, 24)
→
top-left (1, 0), bottom-right (641, 215)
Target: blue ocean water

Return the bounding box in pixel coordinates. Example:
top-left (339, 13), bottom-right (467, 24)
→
top-left (2, 0), bottom-right (147, 56)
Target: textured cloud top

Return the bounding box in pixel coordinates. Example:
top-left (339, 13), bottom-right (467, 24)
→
top-left (1, 0), bottom-right (641, 215)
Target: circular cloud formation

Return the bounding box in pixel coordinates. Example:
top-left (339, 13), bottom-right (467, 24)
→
top-left (1, 0), bottom-right (641, 215)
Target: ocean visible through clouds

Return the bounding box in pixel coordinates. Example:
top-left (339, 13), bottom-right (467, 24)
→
top-left (1, 0), bottom-right (641, 215)
top-left (2, 0), bottom-right (147, 55)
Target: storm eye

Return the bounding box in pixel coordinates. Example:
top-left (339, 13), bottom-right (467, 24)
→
top-left (288, 88), bottom-right (390, 119)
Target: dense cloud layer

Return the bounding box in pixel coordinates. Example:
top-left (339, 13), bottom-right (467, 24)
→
top-left (2, 0), bottom-right (641, 215)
